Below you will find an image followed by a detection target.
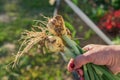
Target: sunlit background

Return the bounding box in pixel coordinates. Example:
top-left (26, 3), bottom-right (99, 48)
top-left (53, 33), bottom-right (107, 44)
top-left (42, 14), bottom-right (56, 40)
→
top-left (0, 0), bottom-right (120, 80)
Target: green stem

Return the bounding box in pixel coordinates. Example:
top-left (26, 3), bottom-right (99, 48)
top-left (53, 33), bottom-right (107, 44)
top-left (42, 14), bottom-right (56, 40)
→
top-left (62, 35), bottom-right (80, 55)
top-left (83, 65), bottom-right (90, 80)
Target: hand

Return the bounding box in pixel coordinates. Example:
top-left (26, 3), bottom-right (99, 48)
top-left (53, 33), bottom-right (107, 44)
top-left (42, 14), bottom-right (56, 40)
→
top-left (67, 44), bottom-right (120, 76)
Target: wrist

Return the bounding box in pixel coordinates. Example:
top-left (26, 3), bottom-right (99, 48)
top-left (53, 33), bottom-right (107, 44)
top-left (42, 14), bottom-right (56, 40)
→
top-left (108, 45), bottom-right (120, 74)
top-left (108, 45), bottom-right (120, 54)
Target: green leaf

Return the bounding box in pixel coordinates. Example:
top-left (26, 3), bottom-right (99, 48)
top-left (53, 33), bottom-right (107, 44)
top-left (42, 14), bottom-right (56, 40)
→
top-left (92, 65), bottom-right (116, 80)
top-left (87, 64), bottom-right (95, 80)
top-left (65, 21), bottom-right (75, 31)
top-left (83, 65), bottom-right (90, 80)
top-left (62, 35), bottom-right (80, 55)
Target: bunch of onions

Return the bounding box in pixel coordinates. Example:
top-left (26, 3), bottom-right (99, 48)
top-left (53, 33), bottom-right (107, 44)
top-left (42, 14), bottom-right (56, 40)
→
top-left (13, 15), bottom-right (120, 80)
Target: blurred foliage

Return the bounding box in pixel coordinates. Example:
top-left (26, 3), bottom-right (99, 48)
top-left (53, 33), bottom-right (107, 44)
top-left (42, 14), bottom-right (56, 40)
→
top-left (72, 0), bottom-right (120, 22)
top-left (18, 0), bottom-right (54, 16)
top-left (0, 18), bottom-right (32, 44)
top-left (0, 54), bottom-right (68, 80)
top-left (113, 36), bottom-right (120, 44)
top-left (84, 30), bottom-right (94, 40)
top-left (71, 0), bottom-right (120, 40)
top-left (0, 0), bottom-right (6, 12)
top-left (111, 0), bottom-right (120, 9)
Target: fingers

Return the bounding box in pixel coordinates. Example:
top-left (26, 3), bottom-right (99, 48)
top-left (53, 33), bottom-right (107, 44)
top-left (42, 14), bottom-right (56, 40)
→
top-left (67, 55), bottom-right (90, 71)
top-left (68, 45), bottom-right (96, 71)
top-left (76, 68), bottom-right (84, 80)
top-left (68, 44), bottom-right (102, 71)
top-left (67, 56), bottom-right (89, 72)
top-left (73, 55), bottom-right (90, 70)
top-left (67, 58), bottom-right (74, 72)
top-left (67, 59), bottom-right (85, 79)
top-left (82, 44), bottom-right (97, 51)
top-left (76, 68), bottom-right (83, 76)
top-left (80, 77), bottom-right (84, 80)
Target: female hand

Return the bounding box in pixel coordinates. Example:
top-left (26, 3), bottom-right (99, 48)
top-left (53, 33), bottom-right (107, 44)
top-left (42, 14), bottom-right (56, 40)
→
top-left (67, 44), bottom-right (120, 77)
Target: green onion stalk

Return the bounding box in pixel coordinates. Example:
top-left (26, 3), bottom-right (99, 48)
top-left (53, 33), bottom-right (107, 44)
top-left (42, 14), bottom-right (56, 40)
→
top-left (62, 35), bottom-right (120, 80)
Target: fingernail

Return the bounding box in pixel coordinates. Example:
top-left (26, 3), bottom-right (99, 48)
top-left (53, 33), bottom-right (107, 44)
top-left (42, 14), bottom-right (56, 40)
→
top-left (70, 63), bottom-right (75, 68)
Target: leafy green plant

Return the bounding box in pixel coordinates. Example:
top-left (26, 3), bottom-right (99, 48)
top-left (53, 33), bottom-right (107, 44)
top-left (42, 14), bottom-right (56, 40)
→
top-left (84, 29), bottom-right (94, 40)
top-left (113, 36), bottom-right (120, 44)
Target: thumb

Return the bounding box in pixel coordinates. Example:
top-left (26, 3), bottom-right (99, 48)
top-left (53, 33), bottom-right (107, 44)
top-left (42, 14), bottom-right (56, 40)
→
top-left (67, 58), bottom-right (75, 72)
top-left (73, 55), bottom-right (90, 70)
top-left (82, 44), bottom-right (97, 51)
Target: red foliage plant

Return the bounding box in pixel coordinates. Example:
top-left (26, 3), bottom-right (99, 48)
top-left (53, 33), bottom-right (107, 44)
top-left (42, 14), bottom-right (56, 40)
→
top-left (98, 10), bottom-right (120, 35)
